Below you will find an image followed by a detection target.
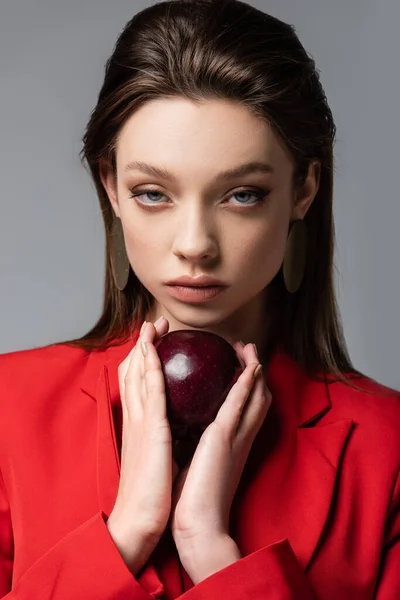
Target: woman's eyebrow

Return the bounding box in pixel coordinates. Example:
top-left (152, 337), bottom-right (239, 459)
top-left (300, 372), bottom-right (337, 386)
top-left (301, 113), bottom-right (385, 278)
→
top-left (123, 160), bottom-right (275, 182)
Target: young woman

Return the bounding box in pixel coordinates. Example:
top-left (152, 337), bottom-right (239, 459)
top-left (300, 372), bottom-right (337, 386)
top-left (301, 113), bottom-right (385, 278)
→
top-left (0, 0), bottom-right (399, 598)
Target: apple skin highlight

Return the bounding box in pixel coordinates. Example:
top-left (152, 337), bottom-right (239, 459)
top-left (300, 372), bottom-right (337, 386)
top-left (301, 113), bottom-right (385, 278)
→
top-left (155, 330), bottom-right (243, 443)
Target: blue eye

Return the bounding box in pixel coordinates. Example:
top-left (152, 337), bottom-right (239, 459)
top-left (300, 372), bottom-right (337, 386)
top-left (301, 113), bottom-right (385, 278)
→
top-left (231, 191), bottom-right (264, 205)
top-left (128, 187), bottom-right (268, 208)
top-left (134, 190), bottom-right (165, 204)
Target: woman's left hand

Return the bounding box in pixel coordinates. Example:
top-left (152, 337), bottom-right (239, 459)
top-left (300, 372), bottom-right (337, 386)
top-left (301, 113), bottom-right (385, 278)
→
top-left (169, 341), bottom-right (272, 554)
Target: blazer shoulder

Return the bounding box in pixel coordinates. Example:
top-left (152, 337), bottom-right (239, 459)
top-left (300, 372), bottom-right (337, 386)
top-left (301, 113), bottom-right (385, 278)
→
top-left (0, 343), bottom-right (90, 410)
top-left (328, 372), bottom-right (400, 453)
top-left (0, 342), bottom-right (88, 380)
top-left (0, 343), bottom-right (93, 449)
top-left (330, 370), bottom-right (400, 416)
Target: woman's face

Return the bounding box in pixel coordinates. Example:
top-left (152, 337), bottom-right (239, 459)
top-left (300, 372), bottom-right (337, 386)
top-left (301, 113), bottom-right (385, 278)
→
top-left (101, 97), bottom-right (318, 340)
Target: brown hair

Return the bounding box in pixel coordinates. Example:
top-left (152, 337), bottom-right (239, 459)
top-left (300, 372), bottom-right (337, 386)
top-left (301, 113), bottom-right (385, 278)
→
top-left (58, 0), bottom-right (380, 394)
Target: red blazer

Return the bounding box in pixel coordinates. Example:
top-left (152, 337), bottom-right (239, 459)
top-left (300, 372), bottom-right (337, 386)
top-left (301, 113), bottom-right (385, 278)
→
top-left (0, 325), bottom-right (399, 599)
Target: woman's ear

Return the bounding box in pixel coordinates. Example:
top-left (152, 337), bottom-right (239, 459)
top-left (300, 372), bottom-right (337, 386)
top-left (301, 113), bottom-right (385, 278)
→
top-left (99, 157), bottom-right (120, 218)
top-left (291, 160), bottom-right (321, 220)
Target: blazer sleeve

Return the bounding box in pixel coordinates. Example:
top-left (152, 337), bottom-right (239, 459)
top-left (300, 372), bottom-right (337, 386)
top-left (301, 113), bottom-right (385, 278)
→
top-left (177, 539), bottom-right (315, 599)
top-left (374, 468), bottom-right (400, 599)
top-left (0, 468), bottom-right (159, 600)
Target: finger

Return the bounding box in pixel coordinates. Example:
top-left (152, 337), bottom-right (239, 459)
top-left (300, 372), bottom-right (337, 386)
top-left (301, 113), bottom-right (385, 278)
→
top-left (232, 341), bottom-right (246, 370)
top-left (142, 339), bottom-right (168, 420)
top-left (232, 340), bottom-right (258, 373)
top-left (213, 342), bottom-right (261, 435)
top-left (138, 318), bottom-right (169, 377)
top-left (141, 318), bottom-right (169, 342)
top-left (213, 359), bottom-right (260, 440)
top-left (241, 342), bottom-right (260, 365)
top-left (234, 343), bottom-right (272, 441)
top-left (154, 316), bottom-right (169, 338)
top-left (143, 316), bottom-right (170, 340)
top-left (138, 323), bottom-right (155, 380)
top-left (118, 319), bottom-right (152, 406)
top-left (119, 321), bottom-right (158, 417)
top-left (118, 318), bottom-right (169, 420)
top-left (118, 343), bottom-right (137, 410)
top-left (235, 366), bottom-right (272, 446)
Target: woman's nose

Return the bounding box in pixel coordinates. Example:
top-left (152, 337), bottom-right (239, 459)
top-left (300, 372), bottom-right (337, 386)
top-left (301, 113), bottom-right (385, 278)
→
top-left (172, 208), bottom-right (219, 263)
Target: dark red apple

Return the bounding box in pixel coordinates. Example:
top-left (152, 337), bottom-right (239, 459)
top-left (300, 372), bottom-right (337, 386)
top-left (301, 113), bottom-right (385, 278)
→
top-left (155, 330), bottom-right (243, 443)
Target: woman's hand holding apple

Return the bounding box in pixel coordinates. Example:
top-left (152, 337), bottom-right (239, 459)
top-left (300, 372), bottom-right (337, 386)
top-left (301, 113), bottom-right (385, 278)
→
top-left (106, 316), bottom-right (179, 575)
top-left (168, 340), bottom-right (272, 578)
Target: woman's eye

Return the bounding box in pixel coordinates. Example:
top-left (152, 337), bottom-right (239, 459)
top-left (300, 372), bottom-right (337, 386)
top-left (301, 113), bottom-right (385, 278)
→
top-left (128, 187), bottom-right (268, 207)
top-left (230, 191), bottom-right (266, 206)
top-left (130, 190), bottom-right (166, 204)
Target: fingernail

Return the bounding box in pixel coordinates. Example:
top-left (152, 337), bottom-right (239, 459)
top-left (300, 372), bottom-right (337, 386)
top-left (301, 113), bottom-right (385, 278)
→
top-left (254, 364), bottom-right (263, 378)
top-left (253, 343), bottom-right (259, 359)
top-left (239, 340), bottom-right (245, 347)
top-left (140, 321), bottom-right (147, 335)
top-left (140, 341), bottom-right (147, 357)
top-left (154, 316), bottom-right (164, 327)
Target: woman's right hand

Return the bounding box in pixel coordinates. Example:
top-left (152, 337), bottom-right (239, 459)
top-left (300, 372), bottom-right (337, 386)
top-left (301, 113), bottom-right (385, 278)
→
top-left (106, 316), bottom-right (179, 574)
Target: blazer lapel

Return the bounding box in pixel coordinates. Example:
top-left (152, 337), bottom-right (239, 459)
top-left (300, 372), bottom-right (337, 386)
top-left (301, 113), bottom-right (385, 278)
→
top-left (292, 419), bottom-right (354, 568)
top-left (81, 343), bottom-right (134, 518)
top-left (231, 349), bottom-right (355, 572)
top-left (95, 364), bottom-right (121, 517)
top-left (80, 324), bottom-right (147, 510)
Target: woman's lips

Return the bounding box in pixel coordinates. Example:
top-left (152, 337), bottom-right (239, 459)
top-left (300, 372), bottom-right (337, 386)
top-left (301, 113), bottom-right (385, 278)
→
top-left (166, 285), bottom-right (228, 303)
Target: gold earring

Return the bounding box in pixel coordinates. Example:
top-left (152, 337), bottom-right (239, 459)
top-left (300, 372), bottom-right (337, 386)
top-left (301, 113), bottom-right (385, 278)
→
top-left (283, 219), bottom-right (307, 293)
top-left (110, 215), bottom-right (130, 291)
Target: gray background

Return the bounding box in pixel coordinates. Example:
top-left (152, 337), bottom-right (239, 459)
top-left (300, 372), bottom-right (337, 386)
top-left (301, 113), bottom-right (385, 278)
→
top-left (0, 0), bottom-right (399, 390)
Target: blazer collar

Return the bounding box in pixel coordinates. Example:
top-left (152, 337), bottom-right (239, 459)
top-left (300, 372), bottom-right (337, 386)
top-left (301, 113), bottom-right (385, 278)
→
top-left (80, 322), bottom-right (333, 428)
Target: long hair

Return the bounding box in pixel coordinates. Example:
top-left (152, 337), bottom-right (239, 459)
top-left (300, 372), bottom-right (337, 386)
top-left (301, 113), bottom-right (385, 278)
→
top-left (58, 0), bottom-right (376, 393)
